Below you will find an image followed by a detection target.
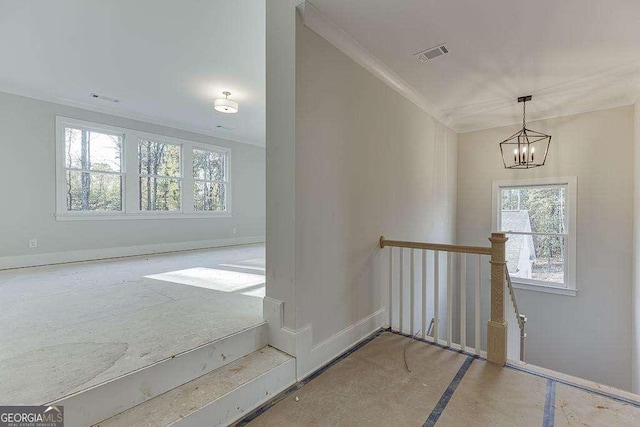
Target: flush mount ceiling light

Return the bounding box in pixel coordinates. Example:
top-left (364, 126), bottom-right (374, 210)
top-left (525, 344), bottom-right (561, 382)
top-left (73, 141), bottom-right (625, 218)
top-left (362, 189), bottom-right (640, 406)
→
top-left (214, 91), bottom-right (238, 114)
top-left (499, 96), bottom-right (551, 169)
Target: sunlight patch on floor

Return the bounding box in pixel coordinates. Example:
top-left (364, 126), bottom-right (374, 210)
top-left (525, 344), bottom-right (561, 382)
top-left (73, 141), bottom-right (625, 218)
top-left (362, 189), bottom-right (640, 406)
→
top-left (219, 257), bottom-right (266, 272)
top-left (219, 263), bottom-right (266, 272)
top-left (146, 267), bottom-right (265, 297)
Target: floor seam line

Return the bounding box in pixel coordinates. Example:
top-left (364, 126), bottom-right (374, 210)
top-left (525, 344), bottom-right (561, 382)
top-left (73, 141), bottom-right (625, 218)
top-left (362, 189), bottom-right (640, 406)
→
top-left (233, 328), bottom-right (385, 426)
top-left (423, 355), bottom-right (474, 426)
top-left (543, 378), bottom-right (556, 427)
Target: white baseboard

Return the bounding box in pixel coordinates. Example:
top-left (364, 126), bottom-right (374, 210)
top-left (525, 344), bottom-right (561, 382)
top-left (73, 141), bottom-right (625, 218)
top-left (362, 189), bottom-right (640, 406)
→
top-left (295, 308), bottom-right (387, 380)
top-left (263, 297), bottom-right (387, 380)
top-left (0, 235), bottom-right (265, 270)
top-left (263, 297), bottom-right (297, 357)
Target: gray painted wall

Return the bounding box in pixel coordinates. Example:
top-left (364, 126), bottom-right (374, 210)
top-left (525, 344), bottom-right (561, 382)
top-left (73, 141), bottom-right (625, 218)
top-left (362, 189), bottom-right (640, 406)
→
top-left (295, 19), bottom-right (458, 344)
top-left (457, 106), bottom-right (634, 391)
top-left (0, 91), bottom-right (265, 260)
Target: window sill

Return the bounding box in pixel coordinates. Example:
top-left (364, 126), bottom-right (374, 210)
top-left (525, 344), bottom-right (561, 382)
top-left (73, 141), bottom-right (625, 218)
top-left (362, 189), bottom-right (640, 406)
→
top-left (511, 281), bottom-right (577, 297)
top-left (55, 212), bottom-right (233, 221)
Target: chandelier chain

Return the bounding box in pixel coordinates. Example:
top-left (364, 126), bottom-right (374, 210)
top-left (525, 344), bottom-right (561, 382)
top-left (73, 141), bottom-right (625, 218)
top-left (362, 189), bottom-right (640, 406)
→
top-left (522, 100), bottom-right (526, 128)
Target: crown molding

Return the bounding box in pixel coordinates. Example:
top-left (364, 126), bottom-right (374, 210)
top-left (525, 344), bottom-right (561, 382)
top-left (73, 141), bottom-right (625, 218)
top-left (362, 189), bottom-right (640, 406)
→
top-left (296, 1), bottom-right (640, 134)
top-left (443, 61), bottom-right (640, 133)
top-left (456, 99), bottom-right (636, 135)
top-left (296, 1), bottom-right (448, 128)
top-left (0, 85), bottom-right (265, 148)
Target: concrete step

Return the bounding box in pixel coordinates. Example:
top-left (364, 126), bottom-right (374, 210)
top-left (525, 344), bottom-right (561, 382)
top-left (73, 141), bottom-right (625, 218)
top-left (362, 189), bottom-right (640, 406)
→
top-left (55, 322), bottom-right (269, 427)
top-left (96, 346), bottom-right (296, 427)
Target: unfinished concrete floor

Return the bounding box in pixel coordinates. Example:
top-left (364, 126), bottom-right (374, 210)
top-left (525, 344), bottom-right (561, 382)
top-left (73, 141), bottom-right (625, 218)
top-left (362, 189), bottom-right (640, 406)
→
top-left (245, 332), bottom-right (640, 427)
top-left (0, 244), bottom-right (265, 405)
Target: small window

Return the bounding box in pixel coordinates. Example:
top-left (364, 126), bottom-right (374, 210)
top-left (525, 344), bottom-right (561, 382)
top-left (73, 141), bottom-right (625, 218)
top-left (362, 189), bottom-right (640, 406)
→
top-left (64, 126), bottom-right (123, 212)
top-left (493, 177), bottom-right (577, 296)
top-left (193, 148), bottom-right (228, 212)
top-left (138, 140), bottom-right (181, 211)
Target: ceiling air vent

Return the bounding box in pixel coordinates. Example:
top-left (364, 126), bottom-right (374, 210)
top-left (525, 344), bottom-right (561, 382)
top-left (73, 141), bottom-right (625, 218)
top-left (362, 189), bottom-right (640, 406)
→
top-left (90, 93), bottom-right (121, 103)
top-left (414, 44), bottom-right (449, 63)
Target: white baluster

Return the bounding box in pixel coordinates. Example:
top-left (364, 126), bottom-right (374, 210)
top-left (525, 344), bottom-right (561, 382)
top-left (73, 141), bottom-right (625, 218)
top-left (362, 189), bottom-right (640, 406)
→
top-left (410, 248), bottom-right (415, 336)
top-left (422, 249), bottom-right (427, 340)
top-left (475, 254), bottom-right (481, 355)
top-left (447, 251), bottom-right (453, 347)
top-left (434, 251), bottom-right (439, 343)
top-left (460, 253), bottom-right (467, 352)
top-left (399, 248), bottom-right (404, 334)
top-left (388, 247), bottom-right (393, 330)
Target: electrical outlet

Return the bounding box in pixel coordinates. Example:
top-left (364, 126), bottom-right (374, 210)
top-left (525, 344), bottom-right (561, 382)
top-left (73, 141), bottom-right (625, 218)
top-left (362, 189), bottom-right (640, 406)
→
top-left (29, 239), bottom-right (38, 249)
top-left (232, 228), bottom-right (237, 235)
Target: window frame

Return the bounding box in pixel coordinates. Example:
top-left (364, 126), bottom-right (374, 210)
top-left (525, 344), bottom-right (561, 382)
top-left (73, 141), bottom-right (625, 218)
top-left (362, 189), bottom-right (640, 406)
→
top-left (137, 137), bottom-right (183, 213)
top-left (55, 116), bottom-right (232, 220)
top-left (192, 146), bottom-right (230, 213)
top-left (491, 176), bottom-right (577, 297)
top-left (55, 117), bottom-right (127, 218)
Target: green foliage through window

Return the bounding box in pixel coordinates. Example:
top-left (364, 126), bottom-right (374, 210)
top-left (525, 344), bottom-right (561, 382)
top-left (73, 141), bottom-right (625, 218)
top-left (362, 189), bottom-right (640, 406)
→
top-left (138, 140), bottom-right (181, 211)
top-left (193, 149), bottom-right (226, 211)
top-left (501, 186), bottom-right (567, 284)
top-left (61, 122), bottom-right (229, 216)
top-left (64, 127), bottom-right (123, 211)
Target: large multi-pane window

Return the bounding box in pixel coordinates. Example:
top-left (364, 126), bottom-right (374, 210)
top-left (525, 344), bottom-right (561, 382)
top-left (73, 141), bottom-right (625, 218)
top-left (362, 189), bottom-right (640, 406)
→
top-left (56, 117), bottom-right (230, 218)
top-left (63, 126), bottom-right (123, 212)
top-left (493, 177), bottom-right (577, 296)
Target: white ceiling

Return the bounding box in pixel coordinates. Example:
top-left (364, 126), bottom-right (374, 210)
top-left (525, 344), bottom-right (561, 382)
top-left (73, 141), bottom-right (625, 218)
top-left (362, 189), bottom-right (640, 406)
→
top-left (3, 1), bottom-right (638, 139)
top-left (309, 0), bottom-right (640, 132)
top-left (0, 0), bottom-right (265, 145)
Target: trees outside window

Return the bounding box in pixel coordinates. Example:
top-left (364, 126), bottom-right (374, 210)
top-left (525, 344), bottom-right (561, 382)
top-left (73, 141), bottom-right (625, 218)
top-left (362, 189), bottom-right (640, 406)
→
top-left (64, 127), bottom-right (123, 211)
top-left (138, 140), bottom-right (181, 211)
top-left (493, 177), bottom-right (577, 296)
top-left (56, 117), bottom-right (231, 219)
top-left (193, 149), bottom-right (227, 211)
top-left (501, 186), bottom-right (566, 283)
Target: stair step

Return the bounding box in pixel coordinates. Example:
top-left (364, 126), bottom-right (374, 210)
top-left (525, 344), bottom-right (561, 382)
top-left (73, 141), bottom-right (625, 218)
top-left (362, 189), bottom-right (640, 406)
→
top-left (96, 346), bottom-right (296, 427)
top-left (56, 323), bottom-right (268, 427)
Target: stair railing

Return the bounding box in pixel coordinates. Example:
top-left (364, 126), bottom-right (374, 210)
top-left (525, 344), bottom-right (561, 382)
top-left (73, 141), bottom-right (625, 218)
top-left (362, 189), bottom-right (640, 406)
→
top-left (380, 233), bottom-right (509, 365)
top-left (505, 268), bottom-right (527, 362)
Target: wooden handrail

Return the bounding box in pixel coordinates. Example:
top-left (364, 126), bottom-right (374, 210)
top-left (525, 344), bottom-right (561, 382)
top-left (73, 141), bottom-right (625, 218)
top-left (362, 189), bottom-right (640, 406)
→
top-left (381, 233), bottom-right (508, 366)
top-left (379, 236), bottom-right (491, 256)
top-left (505, 269), bottom-right (525, 331)
top-left (505, 269), bottom-right (527, 362)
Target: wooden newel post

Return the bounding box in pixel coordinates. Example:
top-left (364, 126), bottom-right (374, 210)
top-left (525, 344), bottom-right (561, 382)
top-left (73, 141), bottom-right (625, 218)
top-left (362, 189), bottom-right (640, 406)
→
top-left (487, 232), bottom-right (508, 365)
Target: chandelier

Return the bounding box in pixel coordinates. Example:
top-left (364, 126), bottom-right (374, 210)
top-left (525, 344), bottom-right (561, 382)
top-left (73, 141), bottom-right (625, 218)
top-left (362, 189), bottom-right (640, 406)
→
top-left (499, 95), bottom-right (551, 169)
